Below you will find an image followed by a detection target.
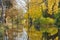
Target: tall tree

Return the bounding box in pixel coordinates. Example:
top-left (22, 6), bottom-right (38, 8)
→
top-left (1, 0), bottom-right (5, 23)
top-left (58, 1), bottom-right (60, 8)
top-left (55, 12), bottom-right (60, 40)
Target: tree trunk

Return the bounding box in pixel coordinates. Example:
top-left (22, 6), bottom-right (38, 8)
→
top-left (58, 2), bottom-right (60, 8)
top-left (1, 0), bottom-right (5, 23)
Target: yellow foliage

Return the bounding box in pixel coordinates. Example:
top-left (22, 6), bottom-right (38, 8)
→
top-left (24, 0), bottom-right (59, 40)
top-left (30, 0), bottom-right (42, 3)
top-left (5, 8), bottom-right (19, 18)
top-left (25, 25), bottom-right (42, 40)
top-left (53, 0), bottom-right (59, 14)
top-left (48, 0), bottom-right (59, 15)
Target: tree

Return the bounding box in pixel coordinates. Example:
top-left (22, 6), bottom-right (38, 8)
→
top-left (55, 11), bottom-right (60, 39)
top-left (28, 16), bottom-right (33, 29)
top-left (0, 0), bottom-right (5, 23)
top-left (4, 0), bottom-right (13, 8)
top-left (58, 2), bottom-right (60, 8)
top-left (0, 0), bottom-right (13, 23)
top-left (34, 18), bottom-right (41, 31)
